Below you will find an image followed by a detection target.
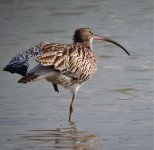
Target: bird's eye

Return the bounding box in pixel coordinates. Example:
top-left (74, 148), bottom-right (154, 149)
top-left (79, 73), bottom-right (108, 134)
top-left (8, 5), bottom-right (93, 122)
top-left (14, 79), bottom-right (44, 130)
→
top-left (88, 30), bottom-right (93, 34)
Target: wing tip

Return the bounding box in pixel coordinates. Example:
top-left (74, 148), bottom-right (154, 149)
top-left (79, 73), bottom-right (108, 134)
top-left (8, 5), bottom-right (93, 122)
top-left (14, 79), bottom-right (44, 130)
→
top-left (3, 63), bottom-right (28, 76)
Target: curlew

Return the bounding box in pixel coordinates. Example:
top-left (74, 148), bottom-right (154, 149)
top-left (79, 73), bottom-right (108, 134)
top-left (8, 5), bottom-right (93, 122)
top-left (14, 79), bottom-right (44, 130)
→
top-left (3, 28), bottom-right (130, 122)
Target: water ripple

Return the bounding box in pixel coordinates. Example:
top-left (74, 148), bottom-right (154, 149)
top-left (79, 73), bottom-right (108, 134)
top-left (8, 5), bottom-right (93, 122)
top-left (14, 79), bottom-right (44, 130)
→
top-left (17, 125), bottom-right (100, 150)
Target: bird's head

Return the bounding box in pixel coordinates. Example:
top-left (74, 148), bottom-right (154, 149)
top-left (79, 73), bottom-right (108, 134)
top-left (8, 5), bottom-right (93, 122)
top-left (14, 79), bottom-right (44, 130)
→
top-left (73, 28), bottom-right (94, 44)
top-left (73, 28), bottom-right (130, 56)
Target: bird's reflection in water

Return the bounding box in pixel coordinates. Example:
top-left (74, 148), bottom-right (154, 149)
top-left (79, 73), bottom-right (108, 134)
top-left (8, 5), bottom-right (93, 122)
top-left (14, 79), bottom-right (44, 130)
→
top-left (21, 124), bottom-right (100, 150)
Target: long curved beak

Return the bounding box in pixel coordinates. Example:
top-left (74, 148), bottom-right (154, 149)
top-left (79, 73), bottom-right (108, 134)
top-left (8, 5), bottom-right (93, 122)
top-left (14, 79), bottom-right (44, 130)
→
top-left (94, 35), bottom-right (130, 56)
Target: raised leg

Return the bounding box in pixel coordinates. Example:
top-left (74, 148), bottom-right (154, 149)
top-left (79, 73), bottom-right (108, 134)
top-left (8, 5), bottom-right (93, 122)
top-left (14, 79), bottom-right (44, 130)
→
top-left (52, 83), bottom-right (59, 93)
top-left (69, 93), bottom-right (76, 123)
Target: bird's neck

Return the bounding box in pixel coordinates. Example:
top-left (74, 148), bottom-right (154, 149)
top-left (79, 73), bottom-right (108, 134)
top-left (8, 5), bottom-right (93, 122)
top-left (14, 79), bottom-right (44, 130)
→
top-left (74, 42), bottom-right (92, 50)
top-left (73, 40), bottom-right (92, 48)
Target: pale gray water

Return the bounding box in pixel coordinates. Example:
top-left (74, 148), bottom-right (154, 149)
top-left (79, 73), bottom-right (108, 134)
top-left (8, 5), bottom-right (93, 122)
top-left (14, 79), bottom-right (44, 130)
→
top-left (0, 0), bottom-right (153, 150)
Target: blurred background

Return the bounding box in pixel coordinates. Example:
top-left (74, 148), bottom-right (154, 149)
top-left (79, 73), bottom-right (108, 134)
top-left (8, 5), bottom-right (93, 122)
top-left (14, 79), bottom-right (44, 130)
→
top-left (0, 0), bottom-right (153, 150)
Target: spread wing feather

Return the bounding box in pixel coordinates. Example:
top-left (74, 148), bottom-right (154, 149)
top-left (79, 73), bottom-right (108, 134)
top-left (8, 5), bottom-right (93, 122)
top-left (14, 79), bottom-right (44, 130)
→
top-left (3, 41), bottom-right (96, 82)
top-left (36, 42), bottom-right (96, 81)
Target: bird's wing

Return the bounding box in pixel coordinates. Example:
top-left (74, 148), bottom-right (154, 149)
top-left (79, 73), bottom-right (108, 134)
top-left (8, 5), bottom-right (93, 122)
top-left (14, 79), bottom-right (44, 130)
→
top-left (36, 42), bottom-right (78, 79)
top-left (3, 40), bottom-right (96, 81)
top-left (36, 42), bottom-right (96, 81)
top-left (36, 42), bottom-right (70, 69)
top-left (3, 41), bottom-right (65, 76)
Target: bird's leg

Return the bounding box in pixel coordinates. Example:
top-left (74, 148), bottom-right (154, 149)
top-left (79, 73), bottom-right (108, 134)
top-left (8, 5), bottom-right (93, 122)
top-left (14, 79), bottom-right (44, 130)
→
top-left (69, 93), bottom-right (76, 123)
top-left (52, 83), bottom-right (59, 93)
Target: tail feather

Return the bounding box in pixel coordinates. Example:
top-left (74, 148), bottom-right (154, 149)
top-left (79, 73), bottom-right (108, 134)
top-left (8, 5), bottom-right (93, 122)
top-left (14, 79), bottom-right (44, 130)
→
top-left (18, 74), bottom-right (39, 83)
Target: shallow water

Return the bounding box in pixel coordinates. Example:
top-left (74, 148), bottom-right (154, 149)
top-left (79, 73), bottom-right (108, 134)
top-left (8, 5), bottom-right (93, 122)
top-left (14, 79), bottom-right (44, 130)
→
top-left (0, 0), bottom-right (153, 150)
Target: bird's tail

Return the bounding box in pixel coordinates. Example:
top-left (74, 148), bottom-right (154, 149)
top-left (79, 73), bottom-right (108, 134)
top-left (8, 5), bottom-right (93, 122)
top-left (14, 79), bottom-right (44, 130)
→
top-left (18, 73), bottom-right (39, 83)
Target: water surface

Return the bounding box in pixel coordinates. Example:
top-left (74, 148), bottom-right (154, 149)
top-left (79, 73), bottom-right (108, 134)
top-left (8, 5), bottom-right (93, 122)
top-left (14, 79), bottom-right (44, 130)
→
top-left (0, 0), bottom-right (153, 150)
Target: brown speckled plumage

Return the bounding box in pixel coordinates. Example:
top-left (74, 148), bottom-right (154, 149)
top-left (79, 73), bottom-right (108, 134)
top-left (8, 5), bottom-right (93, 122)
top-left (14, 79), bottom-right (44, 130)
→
top-left (3, 28), bottom-right (130, 122)
top-left (36, 42), bottom-right (97, 81)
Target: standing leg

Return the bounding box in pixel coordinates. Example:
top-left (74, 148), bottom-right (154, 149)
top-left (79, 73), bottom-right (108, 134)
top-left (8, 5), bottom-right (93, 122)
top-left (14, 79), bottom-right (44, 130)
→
top-left (69, 93), bottom-right (76, 123)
